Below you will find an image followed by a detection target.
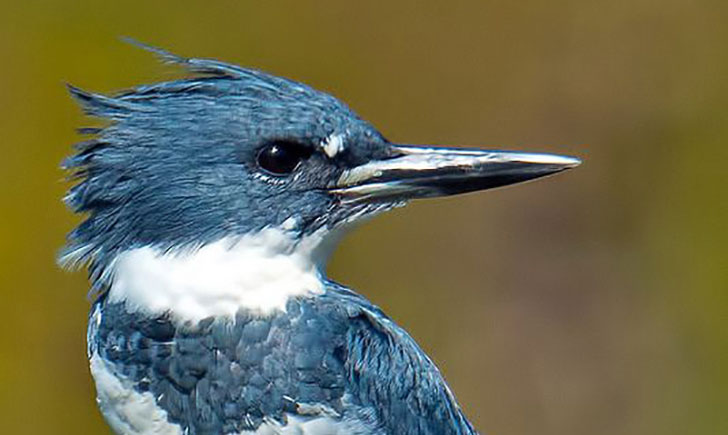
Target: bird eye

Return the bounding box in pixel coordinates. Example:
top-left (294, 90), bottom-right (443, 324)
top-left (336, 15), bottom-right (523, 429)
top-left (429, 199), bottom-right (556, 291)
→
top-left (256, 141), bottom-right (312, 176)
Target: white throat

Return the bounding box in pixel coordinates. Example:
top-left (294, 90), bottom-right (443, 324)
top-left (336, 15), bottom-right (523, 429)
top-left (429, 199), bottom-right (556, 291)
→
top-left (107, 226), bottom-right (336, 324)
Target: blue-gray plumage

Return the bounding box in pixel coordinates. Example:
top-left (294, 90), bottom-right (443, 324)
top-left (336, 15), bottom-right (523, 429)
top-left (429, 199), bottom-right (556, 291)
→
top-left (63, 41), bottom-right (579, 434)
top-left (89, 283), bottom-right (473, 434)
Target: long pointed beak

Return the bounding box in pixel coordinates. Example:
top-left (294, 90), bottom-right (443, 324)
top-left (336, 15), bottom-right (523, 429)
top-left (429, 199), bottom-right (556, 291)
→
top-left (331, 145), bottom-right (581, 202)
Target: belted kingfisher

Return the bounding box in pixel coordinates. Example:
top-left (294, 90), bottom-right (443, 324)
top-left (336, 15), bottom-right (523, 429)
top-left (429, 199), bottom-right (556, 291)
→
top-left (61, 43), bottom-right (579, 435)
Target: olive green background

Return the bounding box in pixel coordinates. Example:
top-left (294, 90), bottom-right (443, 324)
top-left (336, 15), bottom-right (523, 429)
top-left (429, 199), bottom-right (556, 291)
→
top-left (1, 1), bottom-right (726, 434)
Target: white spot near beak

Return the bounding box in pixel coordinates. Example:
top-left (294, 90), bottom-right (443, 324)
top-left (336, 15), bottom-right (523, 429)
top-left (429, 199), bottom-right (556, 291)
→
top-left (321, 133), bottom-right (345, 158)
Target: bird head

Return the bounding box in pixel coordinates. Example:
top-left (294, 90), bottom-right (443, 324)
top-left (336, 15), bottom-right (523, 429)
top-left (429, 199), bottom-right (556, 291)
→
top-left (61, 44), bottom-right (580, 291)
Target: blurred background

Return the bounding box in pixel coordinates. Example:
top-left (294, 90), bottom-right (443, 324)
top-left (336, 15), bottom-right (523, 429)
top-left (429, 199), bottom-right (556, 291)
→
top-left (1, 1), bottom-right (726, 434)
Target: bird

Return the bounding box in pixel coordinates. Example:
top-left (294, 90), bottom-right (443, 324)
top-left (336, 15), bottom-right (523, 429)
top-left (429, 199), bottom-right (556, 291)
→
top-left (60, 42), bottom-right (580, 435)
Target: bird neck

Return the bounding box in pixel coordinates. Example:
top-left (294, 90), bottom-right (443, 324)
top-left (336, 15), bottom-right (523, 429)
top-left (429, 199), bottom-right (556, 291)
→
top-left (105, 226), bottom-right (338, 325)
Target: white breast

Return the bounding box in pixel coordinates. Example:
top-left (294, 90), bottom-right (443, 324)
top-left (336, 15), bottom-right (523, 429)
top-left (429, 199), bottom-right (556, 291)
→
top-left (90, 351), bottom-right (184, 435)
top-left (107, 226), bottom-right (334, 324)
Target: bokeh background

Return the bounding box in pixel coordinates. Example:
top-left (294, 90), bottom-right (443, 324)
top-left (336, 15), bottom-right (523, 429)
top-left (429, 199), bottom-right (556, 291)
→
top-left (1, 1), bottom-right (726, 434)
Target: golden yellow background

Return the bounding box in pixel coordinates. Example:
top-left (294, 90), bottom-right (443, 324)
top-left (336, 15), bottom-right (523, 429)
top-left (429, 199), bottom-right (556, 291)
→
top-left (1, 1), bottom-right (726, 434)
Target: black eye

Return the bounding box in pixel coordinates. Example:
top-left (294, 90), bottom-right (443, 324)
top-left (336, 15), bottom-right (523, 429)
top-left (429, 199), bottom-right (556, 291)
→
top-left (256, 141), bottom-right (312, 176)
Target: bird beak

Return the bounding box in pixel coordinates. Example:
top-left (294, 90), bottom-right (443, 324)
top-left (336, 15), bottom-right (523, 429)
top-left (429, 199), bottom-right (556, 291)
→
top-left (331, 145), bottom-right (581, 202)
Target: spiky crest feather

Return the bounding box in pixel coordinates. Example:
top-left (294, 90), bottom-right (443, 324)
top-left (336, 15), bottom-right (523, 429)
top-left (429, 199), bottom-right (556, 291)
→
top-left (60, 40), bottom-right (263, 293)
